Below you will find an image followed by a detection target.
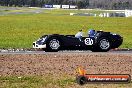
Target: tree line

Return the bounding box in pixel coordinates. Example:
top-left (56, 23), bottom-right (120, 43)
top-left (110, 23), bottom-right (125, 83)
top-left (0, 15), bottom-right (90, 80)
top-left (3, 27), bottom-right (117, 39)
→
top-left (0, 0), bottom-right (131, 9)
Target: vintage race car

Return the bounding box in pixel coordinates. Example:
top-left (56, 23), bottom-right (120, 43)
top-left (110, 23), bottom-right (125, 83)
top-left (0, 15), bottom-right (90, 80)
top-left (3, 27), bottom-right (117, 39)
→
top-left (33, 30), bottom-right (123, 52)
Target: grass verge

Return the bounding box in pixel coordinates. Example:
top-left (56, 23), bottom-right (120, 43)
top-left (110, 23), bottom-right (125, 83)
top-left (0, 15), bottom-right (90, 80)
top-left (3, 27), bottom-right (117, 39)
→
top-left (0, 75), bottom-right (132, 88)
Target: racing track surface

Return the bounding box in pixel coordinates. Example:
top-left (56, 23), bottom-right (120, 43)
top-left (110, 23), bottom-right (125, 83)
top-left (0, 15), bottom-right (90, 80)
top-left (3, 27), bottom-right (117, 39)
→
top-left (0, 50), bottom-right (132, 78)
top-left (0, 50), bottom-right (132, 54)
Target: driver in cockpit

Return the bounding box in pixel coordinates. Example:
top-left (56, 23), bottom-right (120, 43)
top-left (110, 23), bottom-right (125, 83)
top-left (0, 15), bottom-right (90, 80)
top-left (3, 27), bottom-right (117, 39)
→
top-left (75, 29), bottom-right (83, 41)
top-left (75, 29), bottom-right (96, 41)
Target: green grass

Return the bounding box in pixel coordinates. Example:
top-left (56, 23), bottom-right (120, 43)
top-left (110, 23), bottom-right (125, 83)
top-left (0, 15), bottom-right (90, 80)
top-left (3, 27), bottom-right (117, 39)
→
top-left (0, 75), bottom-right (75, 88)
top-left (0, 76), bottom-right (132, 88)
top-left (0, 8), bottom-right (132, 48)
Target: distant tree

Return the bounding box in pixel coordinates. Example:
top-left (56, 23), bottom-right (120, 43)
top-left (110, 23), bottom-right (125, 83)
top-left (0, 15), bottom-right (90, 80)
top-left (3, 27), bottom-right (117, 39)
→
top-left (30, 0), bottom-right (37, 7)
top-left (84, 0), bottom-right (89, 8)
top-left (3, 0), bottom-right (10, 6)
top-left (124, 2), bottom-right (130, 9)
top-left (77, 1), bottom-right (84, 9)
top-left (0, 0), bottom-right (4, 6)
top-left (113, 3), bottom-right (117, 9)
top-left (0, 0), bottom-right (132, 9)
top-left (62, 0), bottom-right (69, 5)
top-left (70, 0), bottom-right (76, 5)
top-left (39, 0), bottom-right (45, 7)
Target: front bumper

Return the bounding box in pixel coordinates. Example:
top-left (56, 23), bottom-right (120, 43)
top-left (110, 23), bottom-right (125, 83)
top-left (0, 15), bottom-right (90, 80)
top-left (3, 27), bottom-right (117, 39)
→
top-left (33, 42), bottom-right (46, 49)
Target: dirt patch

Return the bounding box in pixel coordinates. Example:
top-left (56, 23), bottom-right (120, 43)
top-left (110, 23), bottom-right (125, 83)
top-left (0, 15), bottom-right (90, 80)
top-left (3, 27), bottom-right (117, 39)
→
top-left (0, 53), bottom-right (132, 77)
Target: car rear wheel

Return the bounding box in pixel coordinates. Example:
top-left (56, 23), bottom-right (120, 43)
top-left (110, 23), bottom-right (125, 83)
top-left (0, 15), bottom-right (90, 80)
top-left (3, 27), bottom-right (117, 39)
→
top-left (92, 37), bottom-right (111, 52)
top-left (99, 39), bottom-right (110, 50)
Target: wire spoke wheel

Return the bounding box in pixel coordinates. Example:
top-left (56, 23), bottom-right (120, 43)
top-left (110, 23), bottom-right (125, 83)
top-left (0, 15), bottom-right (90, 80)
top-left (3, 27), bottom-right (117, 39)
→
top-left (49, 39), bottom-right (60, 50)
top-left (100, 39), bottom-right (110, 50)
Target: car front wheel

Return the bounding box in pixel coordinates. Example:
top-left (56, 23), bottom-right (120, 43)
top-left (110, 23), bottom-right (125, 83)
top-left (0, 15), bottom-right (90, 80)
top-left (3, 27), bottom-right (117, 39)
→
top-left (46, 37), bottom-right (61, 52)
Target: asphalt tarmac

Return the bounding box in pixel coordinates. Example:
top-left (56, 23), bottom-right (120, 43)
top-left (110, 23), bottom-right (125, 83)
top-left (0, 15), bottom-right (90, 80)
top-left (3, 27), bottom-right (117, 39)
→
top-left (0, 50), bottom-right (132, 55)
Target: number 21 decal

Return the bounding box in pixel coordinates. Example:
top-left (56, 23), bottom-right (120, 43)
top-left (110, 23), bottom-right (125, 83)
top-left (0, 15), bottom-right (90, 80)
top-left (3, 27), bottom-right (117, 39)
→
top-left (85, 38), bottom-right (93, 45)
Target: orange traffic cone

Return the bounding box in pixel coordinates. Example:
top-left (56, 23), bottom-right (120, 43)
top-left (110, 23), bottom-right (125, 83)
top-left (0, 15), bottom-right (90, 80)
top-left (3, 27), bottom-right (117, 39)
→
top-left (78, 66), bottom-right (86, 75)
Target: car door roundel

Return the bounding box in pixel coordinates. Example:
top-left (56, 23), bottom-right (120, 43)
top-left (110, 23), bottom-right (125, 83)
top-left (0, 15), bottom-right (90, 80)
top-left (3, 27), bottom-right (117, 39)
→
top-left (84, 38), bottom-right (93, 45)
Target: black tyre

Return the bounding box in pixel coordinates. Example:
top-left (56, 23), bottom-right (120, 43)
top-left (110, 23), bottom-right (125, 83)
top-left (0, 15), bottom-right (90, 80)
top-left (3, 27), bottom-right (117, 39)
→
top-left (76, 76), bottom-right (87, 85)
top-left (45, 37), bottom-right (61, 52)
top-left (92, 37), bottom-right (111, 52)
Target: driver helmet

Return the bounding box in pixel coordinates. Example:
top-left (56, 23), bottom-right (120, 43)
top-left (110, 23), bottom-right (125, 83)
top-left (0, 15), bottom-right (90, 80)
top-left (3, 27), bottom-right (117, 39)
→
top-left (88, 29), bottom-right (95, 37)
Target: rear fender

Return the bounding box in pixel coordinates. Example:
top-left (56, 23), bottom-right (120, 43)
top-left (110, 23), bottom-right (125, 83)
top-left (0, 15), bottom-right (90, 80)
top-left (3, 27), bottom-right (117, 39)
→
top-left (94, 32), bottom-right (112, 44)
